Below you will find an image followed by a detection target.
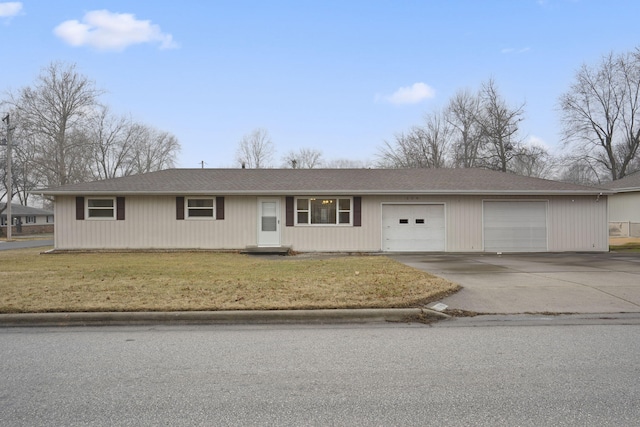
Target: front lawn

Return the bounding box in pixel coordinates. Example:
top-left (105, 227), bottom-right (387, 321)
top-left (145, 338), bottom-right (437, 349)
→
top-left (0, 248), bottom-right (459, 313)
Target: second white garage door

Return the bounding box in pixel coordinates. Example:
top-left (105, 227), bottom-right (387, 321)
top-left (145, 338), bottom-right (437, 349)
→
top-left (483, 201), bottom-right (548, 252)
top-left (382, 204), bottom-right (445, 251)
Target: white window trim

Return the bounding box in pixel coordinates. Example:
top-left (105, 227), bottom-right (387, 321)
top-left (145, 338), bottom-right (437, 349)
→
top-left (185, 197), bottom-right (216, 220)
top-left (294, 196), bottom-right (353, 226)
top-left (86, 197), bottom-right (116, 220)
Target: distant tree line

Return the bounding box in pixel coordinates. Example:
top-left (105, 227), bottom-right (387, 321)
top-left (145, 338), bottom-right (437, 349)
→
top-left (235, 127), bottom-right (370, 169)
top-left (237, 47), bottom-right (640, 186)
top-left (1, 61), bottom-right (180, 206)
top-left (379, 47), bottom-right (640, 185)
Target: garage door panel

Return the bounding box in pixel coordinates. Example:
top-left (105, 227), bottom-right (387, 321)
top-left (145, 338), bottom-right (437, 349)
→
top-left (484, 201), bottom-right (547, 252)
top-left (382, 204), bottom-right (445, 252)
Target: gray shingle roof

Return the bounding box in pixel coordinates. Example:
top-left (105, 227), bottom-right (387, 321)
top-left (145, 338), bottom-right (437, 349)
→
top-left (34, 168), bottom-right (609, 196)
top-left (604, 171), bottom-right (640, 192)
top-left (0, 203), bottom-right (53, 216)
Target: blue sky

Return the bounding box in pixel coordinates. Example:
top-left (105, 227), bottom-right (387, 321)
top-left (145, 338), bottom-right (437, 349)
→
top-left (2, 0), bottom-right (639, 168)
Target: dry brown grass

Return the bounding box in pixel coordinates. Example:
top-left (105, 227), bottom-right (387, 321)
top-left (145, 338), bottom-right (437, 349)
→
top-left (609, 237), bottom-right (640, 252)
top-left (0, 248), bottom-right (459, 313)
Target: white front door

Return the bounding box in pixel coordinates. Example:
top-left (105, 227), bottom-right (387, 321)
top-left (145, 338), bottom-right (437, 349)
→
top-left (258, 198), bottom-right (281, 247)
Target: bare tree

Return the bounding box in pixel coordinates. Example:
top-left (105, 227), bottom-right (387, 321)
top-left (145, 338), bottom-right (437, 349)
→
top-left (11, 144), bottom-right (45, 205)
top-left (88, 105), bottom-right (138, 180)
top-left (475, 78), bottom-right (525, 172)
top-left (560, 49), bottom-right (640, 181)
top-left (4, 62), bottom-right (103, 187)
top-left (236, 128), bottom-right (275, 168)
top-left (510, 144), bottom-right (556, 178)
top-left (557, 156), bottom-right (602, 185)
top-left (282, 147), bottom-right (323, 168)
top-left (377, 110), bottom-right (451, 168)
top-left (324, 158), bottom-right (372, 168)
top-left (447, 89), bottom-right (483, 168)
top-left (128, 125), bottom-right (180, 174)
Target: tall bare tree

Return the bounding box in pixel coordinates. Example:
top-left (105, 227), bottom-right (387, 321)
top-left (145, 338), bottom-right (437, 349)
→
top-left (5, 62), bottom-right (103, 187)
top-left (236, 128), bottom-right (275, 168)
top-left (88, 105), bottom-right (138, 180)
top-left (447, 89), bottom-right (483, 168)
top-left (378, 110), bottom-right (451, 168)
top-left (282, 147), bottom-right (323, 168)
top-left (560, 49), bottom-right (640, 181)
top-left (2, 62), bottom-right (181, 197)
top-left (128, 126), bottom-right (180, 174)
top-left (476, 78), bottom-right (525, 172)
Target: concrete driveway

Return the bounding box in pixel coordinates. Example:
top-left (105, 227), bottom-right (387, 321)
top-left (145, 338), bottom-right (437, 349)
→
top-left (391, 252), bottom-right (640, 314)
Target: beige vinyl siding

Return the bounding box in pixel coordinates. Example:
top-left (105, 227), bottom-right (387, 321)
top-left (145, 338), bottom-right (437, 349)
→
top-left (53, 193), bottom-right (608, 252)
top-left (55, 195), bottom-right (256, 250)
top-left (282, 197), bottom-right (380, 251)
top-left (548, 196), bottom-right (608, 251)
top-left (609, 193), bottom-right (640, 222)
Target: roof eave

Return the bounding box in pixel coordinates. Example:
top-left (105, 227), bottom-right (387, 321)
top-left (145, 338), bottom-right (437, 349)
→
top-left (34, 189), bottom-right (613, 196)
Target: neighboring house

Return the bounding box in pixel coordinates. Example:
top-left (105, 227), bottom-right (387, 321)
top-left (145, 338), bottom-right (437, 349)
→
top-left (606, 171), bottom-right (640, 238)
top-left (0, 203), bottom-right (54, 236)
top-left (34, 168), bottom-right (610, 252)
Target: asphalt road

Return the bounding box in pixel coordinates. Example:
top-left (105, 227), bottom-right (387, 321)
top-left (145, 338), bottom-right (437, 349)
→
top-left (2, 318), bottom-right (639, 426)
top-left (0, 239), bottom-right (53, 251)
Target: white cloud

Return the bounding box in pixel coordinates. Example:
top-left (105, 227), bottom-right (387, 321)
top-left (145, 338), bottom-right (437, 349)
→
top-left (54, 10), bottom-right (178, 51)
top-left (378, 82), bottom-right (436, 105)
top-left (525, 135), bottom-right (552, 151)
top-left (0, 2), bottom-right (22, 17)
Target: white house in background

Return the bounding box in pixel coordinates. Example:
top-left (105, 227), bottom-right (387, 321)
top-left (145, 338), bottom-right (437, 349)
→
top-left (34, 168), bottom-right (611, 253)
top-left (0, 203), bottom-right (54, 236)
top-left (606, 171), bottom-right (640, 238)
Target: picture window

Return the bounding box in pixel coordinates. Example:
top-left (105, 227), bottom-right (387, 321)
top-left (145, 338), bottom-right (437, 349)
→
top-left (295, 197), bottom-right (352, 225)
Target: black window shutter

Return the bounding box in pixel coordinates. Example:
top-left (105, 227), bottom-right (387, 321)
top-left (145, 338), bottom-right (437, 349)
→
top-left (176, 197), bottom-right (185, 220)
top-left (76, 197), bottom-right (85, 220)
top-left (116, 197), bottom-right (125, 220)
top-left (216, 197), bottom-right (225, 220)
top-left (353, 197), bottom-right (362, 227)
top-left (286, 197), bottom-right (294, 226)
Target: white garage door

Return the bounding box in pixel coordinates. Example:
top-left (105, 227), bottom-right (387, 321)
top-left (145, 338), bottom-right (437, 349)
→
top-left (483, 201), bottom-right (547, 252)
top-left (382, 204), bottom-right (445, 252)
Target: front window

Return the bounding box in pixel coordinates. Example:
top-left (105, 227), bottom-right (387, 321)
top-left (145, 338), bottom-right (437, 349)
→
top-left (87, 198), bottom-right (115, 219)
top-left (25, 216), bottom-right (36, 224)
top-left (186, 198), bottom-right (214, 218)
top-left (296, 197), bottom-right (351, 225)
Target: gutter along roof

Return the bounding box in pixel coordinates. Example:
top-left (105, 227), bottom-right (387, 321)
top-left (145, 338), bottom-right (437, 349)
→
top-left (34, 168), bottom-right (612, 196)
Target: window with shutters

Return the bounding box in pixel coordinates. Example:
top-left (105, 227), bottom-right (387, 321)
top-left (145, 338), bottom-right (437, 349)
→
top-left (295, 197), bottom-right (352, 225)
top-left (86, 198), bottom-right (116, 219)
top-left (186, 197), bottom-right (215, 219)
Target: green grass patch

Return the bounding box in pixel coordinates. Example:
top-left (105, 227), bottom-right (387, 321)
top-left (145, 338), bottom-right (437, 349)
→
top-left (610, 243), bottom-right (640, 252)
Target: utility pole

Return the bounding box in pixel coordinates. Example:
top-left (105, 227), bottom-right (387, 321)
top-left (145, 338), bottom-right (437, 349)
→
top-left (2, 114), bottom-right (12, 241)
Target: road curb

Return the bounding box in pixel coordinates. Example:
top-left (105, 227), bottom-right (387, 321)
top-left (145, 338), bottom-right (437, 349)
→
top-left (0, 308), bottom-right (449, 327)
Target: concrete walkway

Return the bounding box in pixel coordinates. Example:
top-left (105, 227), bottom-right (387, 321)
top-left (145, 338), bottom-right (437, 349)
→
top-left (392, 252), bottom-right (640, 314)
